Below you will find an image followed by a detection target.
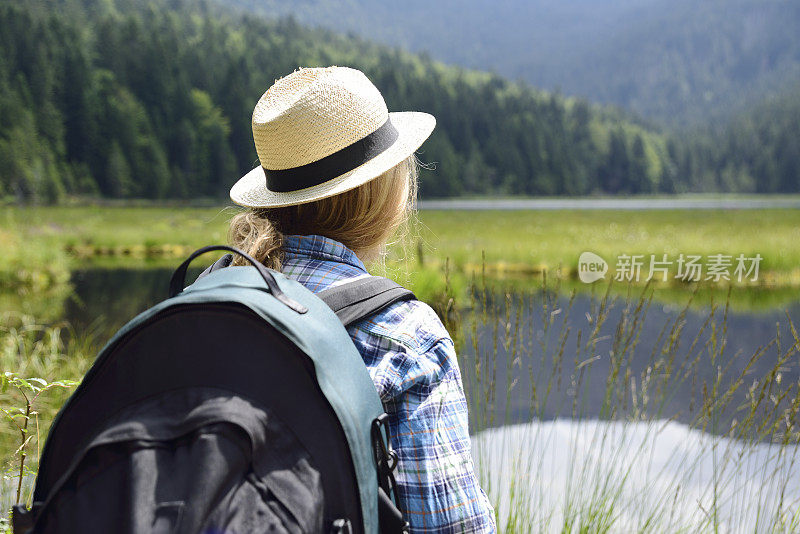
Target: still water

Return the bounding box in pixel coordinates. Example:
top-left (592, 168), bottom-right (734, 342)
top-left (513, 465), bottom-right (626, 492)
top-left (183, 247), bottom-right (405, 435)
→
top-left (7, 266), bottom-right (800, 529)
top-left (63, 267), bottom-right (800, 428)
top-left (419, 196), bottom-right (800, 210)
top-left (460, 289), bottom-right (800, 428)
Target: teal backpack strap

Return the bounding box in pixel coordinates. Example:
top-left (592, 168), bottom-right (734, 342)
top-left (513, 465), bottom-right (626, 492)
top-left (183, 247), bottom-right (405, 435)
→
top-left (317, 277), bottom-right (416, 327)
top-left (319, 277), bottom-right (414, 533)
top-left (196, 252), bottom-right (234, 279)
top-left (195, 259), bottom-right (414, 326)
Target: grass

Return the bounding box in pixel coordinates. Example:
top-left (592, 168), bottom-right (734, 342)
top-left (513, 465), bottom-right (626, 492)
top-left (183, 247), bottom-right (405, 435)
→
top-left (1, 204), bottom-right (800, 531)
top-left (0, 313), bottom-right (93, 522)
top-left (1, 270), bottom-right (798, 532)
top-left (2, 205), bottom-right (799, 311)
top-left (454, 273), bottom-right (800, 532)
top-left (407, 209), bottom-right (800, 283)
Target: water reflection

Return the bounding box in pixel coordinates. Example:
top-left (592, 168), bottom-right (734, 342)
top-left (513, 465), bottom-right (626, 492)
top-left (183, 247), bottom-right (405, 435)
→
top-left (461, 289), bottom-right (800, 431)
top-left (62, 267), bottom-right (800, 434)
top-left (65, 267), bottom-right (203, 341)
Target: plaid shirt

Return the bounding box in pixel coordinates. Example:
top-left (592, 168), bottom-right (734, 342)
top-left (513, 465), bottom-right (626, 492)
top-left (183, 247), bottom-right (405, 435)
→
top-left (281, 235), bottom-right (496, 533)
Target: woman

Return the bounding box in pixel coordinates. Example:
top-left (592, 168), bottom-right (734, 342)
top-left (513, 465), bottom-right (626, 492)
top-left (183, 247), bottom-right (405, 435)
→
top-left (228, 66), bottom-right (496, 533)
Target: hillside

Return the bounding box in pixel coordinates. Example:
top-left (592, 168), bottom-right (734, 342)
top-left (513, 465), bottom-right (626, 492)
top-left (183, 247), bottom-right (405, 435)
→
top-left (0, 0), bottom-right (678, 202)
top-left (676, 84), bottom-right (800, 194)
top-left (227, 0), bottom-right (800, 128)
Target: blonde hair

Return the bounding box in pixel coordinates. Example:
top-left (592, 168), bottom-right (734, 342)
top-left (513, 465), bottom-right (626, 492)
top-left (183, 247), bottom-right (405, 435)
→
top-left (228, 155), bottom-right (418, 270)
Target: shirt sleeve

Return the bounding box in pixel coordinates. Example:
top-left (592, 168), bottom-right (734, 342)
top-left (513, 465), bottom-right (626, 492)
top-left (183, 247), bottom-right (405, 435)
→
top-left (382, 336), bottom-right (497, 533)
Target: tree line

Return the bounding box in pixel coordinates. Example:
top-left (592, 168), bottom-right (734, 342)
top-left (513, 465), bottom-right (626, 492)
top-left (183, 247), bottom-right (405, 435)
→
top-left (0, 0), bottom-right (797, 203)
top-left (228, 0), bottom-right (800, 128)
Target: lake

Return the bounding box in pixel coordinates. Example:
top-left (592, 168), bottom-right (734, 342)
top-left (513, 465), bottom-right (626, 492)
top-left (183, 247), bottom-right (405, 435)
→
top-left (419, 196), bottom-right (800, 210)
top-left (4, 264), bottom-right (799, 530)
top-left (60, 266), bottom-right (800, 430)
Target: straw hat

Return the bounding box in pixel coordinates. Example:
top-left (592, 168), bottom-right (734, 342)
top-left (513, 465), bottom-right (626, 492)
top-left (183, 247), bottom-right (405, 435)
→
top-left (230, 66), bottom-right (436, 208)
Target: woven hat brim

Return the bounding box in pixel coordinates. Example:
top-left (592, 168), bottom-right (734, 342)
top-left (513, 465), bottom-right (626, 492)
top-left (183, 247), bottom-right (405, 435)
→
top-left (230, 111), bottom-right (436, 208)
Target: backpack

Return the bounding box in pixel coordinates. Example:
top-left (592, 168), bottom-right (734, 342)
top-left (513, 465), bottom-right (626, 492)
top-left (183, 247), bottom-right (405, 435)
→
top-left (13, 245), bottom-right (413, 534)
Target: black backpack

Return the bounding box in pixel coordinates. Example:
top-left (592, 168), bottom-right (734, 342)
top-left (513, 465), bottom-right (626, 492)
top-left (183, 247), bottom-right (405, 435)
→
top-left (13, 246), bottom-right (414, 534)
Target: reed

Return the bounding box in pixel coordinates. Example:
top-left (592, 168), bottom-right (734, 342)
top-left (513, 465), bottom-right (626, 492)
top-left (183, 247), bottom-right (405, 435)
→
top-left (0, 253), bottom-right (798, 531)
top-left (455, 270), bottom-right (800, 532)
top-left (0, 313), bottom-right (93, 522)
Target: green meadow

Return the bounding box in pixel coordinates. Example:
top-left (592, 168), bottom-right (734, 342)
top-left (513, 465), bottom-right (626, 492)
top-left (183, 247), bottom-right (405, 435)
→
top-left (1, 205), bottom-right (798, 311)
top-left (415, 209), bottom-right (799, 276)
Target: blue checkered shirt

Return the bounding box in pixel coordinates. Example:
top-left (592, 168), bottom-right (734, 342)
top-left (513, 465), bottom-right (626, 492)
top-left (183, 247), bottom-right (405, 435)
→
top-left (280, 235), bottom-right (496, 533)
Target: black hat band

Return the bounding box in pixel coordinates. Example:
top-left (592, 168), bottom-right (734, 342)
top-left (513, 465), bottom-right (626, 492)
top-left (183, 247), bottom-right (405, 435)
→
top-left (263, 118), bottom-right (399, 193)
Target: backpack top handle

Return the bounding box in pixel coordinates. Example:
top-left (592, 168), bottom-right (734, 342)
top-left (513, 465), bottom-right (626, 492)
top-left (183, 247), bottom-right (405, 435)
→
top-left (169, 245), bottom-right (308, 314)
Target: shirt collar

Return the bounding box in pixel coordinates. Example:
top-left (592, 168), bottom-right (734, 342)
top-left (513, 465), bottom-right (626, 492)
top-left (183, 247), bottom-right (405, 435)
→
top-left (282, 234), bottom-right (367, 272)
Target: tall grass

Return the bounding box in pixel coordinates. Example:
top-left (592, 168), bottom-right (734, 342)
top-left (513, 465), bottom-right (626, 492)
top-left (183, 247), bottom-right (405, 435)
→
top-left (452, 271), bottom-right (800, 532)
top-left (0, 313), bottom-right (93, 521)
top-left (0, 258), bottom-right (798, 532)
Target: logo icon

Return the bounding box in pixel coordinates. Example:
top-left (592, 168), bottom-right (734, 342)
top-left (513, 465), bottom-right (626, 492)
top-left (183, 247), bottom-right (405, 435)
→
top-left (578, 252), bottom-right (608, 283)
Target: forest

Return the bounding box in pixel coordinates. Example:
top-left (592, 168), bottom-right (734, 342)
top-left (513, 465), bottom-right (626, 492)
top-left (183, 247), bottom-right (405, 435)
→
top-left (0, 0), bottom-right (799, 203)
top-left (234, 0), bottom-right (800, 127)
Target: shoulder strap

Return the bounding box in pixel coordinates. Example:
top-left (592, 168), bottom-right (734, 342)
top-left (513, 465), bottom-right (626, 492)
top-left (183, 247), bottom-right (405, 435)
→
top-left (195, 253), bottom-right (234, 281)
top-left (196, 258), bottom-right (414, 327)
top-left (317, 277), bottom-right (416, 327)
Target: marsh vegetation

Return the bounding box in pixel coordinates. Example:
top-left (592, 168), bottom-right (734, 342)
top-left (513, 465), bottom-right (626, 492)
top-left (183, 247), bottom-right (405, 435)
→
top-left (1, 205), bottom-right (798, 532)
